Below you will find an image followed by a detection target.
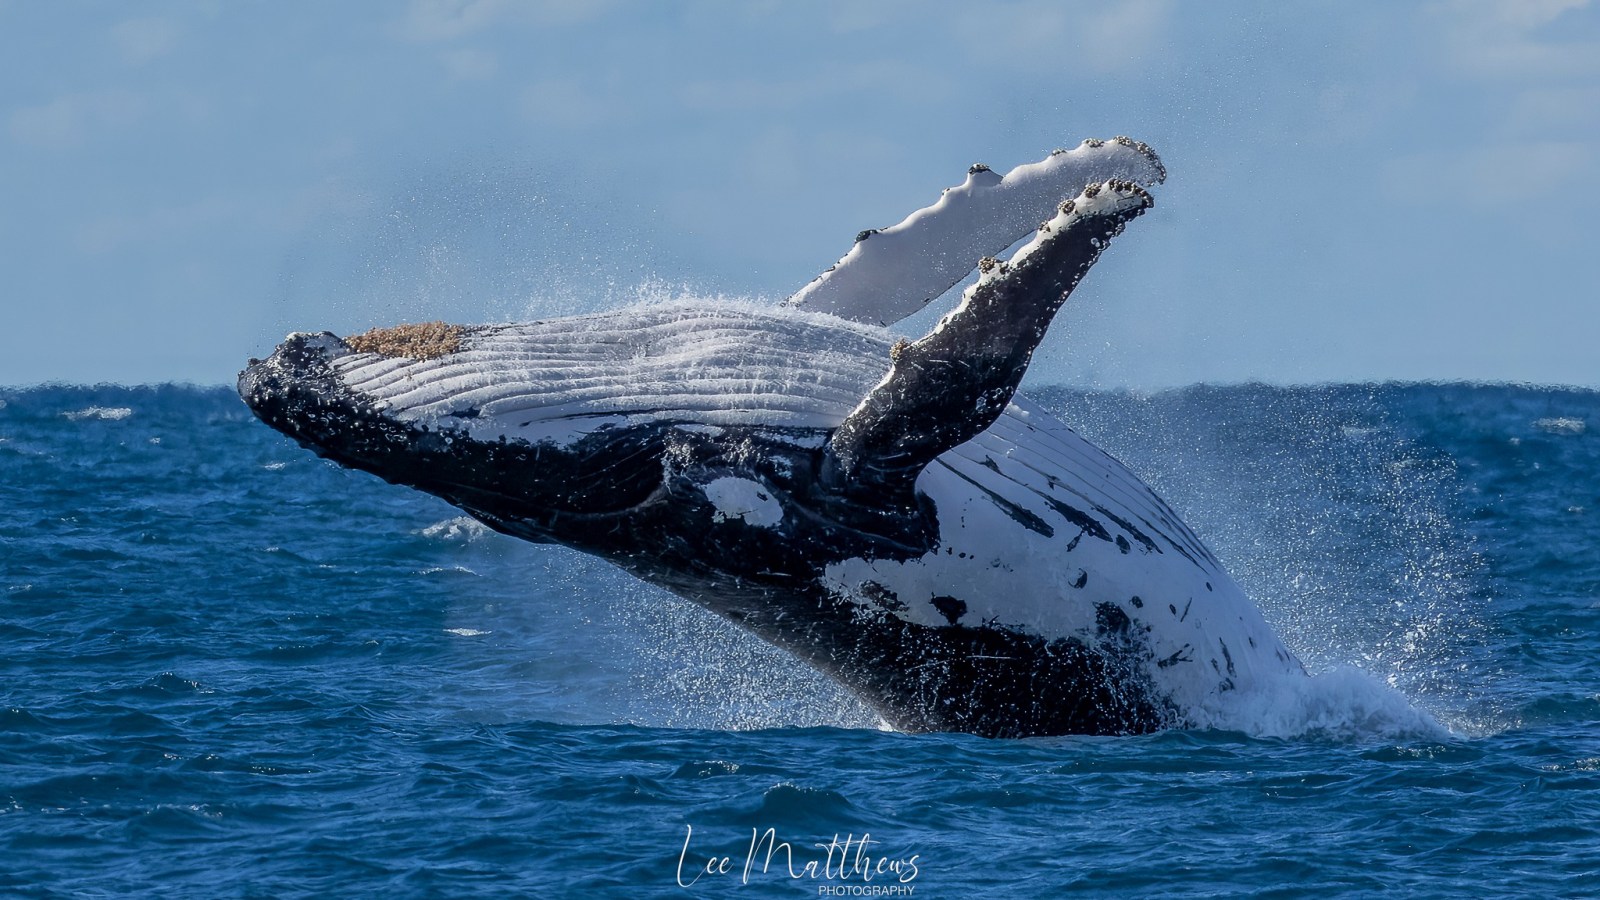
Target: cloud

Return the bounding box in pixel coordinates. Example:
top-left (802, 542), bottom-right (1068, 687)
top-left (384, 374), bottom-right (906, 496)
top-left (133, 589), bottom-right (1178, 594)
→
top-left (951, 0), bottom-right (1176, 76)
top-left (396, 0), bottom-right (515, 41)
top-left (439, 47), bottom-right (498, 80)
top-left (73, 182), bottom-right (372, 256)
top-left (1505, 84), bottom-right (1600, 134)
top-left (1312, 79), bottom-right (1422, 144)
top-left (519, 78), bottom-right (612, 130)
top-left (1384, 139), bottom-right (1594, 206)
top-left (75, 195), bottom-right (247, 255)
top-left (823, 0), bottom-right (926, 33)
top-left (7, 90), bottom-right (148, 148)
top-left (109, 17), bottom-right (180, 65)
top-left (395, 0), bottom-right (615, 42)
top-left (1381, 0), bottom-right (1600, 207)
top-left (677, 60), bottom-right (954, 114)
top-left (1430, 0), bottom-right (1600, 80)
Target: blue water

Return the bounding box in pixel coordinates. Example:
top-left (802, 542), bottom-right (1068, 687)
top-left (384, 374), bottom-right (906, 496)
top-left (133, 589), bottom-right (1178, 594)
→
top-left (2, 383), bottom-right (1597, 897)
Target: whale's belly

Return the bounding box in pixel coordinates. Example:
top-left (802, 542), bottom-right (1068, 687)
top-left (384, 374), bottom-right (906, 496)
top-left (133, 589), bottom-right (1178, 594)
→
top-left (824, 394), bottom-right (1303, 720)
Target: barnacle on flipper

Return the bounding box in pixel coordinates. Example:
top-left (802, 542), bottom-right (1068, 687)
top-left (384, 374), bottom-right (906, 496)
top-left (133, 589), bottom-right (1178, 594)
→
top-left (1111, 136), bottom-right (1166, 181)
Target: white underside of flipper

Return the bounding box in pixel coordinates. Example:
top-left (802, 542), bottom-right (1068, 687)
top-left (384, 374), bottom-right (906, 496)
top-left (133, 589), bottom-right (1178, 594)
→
top-left (786, 138), bottom-right (1166, 326)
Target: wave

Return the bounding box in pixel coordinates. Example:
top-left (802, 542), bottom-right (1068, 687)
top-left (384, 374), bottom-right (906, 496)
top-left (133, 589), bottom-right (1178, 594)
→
top-left (63, 405), bottom-right (134, 421)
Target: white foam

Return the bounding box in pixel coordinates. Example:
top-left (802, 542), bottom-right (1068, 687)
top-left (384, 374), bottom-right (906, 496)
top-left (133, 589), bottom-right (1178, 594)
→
top-left (1534, 416), bottom-right (1586, 435)
top-left (63, 406), bottom-right (132, 421)
top-left (419, 516), bottom-right (494, 542)
top-left (1197, 664), bottom-right (1447, 742)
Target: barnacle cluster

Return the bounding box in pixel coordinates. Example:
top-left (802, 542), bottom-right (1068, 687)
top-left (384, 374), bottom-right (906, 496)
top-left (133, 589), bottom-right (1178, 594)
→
top-left (346, 321), bottom-right (464, 360)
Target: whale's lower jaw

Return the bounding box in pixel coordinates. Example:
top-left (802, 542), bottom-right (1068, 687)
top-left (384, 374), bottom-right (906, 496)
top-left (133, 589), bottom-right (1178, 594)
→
top-left (238, 333), bottom-right (673, 533)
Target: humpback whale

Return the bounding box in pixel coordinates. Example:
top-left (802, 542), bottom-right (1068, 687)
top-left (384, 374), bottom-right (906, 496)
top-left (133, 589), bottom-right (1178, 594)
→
top-left (241, 139), bottom-right (1305, 737)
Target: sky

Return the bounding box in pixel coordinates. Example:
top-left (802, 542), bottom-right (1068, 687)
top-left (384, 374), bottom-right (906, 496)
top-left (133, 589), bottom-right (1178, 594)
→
top-left (2, 0), bottom-right (1597, 388)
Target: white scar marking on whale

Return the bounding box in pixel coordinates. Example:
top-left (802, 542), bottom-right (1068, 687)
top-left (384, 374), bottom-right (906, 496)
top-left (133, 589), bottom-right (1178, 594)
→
top-left (702, 477), bottom-right (784, 528)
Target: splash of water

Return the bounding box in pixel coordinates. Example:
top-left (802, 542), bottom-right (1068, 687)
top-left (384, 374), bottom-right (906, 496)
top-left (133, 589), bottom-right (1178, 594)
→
top-left (1043, 384), bottom-right (1504, 737)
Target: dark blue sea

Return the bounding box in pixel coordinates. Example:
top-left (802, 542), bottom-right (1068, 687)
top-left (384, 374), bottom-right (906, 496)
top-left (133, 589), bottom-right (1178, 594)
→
top-left (2, 382), bottom-right (1596, 897)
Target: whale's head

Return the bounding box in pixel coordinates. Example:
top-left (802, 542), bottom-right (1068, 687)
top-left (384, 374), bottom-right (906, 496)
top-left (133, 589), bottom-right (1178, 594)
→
top-left (237, 302), bottom-right (925, 560)
top-left (240, 179), bottom-right (1157, 572)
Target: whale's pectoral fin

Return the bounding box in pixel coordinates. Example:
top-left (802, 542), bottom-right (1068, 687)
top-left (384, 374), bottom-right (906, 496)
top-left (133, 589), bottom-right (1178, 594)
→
top-left (786, 137), bottom-right (1164, 326)
top-left (825, 180), bottom-right (1153, 498)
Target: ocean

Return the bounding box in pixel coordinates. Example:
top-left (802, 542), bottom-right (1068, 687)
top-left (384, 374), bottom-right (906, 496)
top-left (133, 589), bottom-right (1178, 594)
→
top-left (2, 381), bottom-right (1596, 897)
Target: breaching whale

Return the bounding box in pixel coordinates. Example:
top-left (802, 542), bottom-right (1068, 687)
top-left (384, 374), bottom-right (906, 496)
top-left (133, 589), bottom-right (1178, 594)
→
top-left (240, 139), bottom-right (1305, 737)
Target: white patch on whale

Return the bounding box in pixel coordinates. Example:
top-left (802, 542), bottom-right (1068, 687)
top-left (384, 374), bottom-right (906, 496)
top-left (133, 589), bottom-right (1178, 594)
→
top-left (702, 476), bottom-right (784, 528)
